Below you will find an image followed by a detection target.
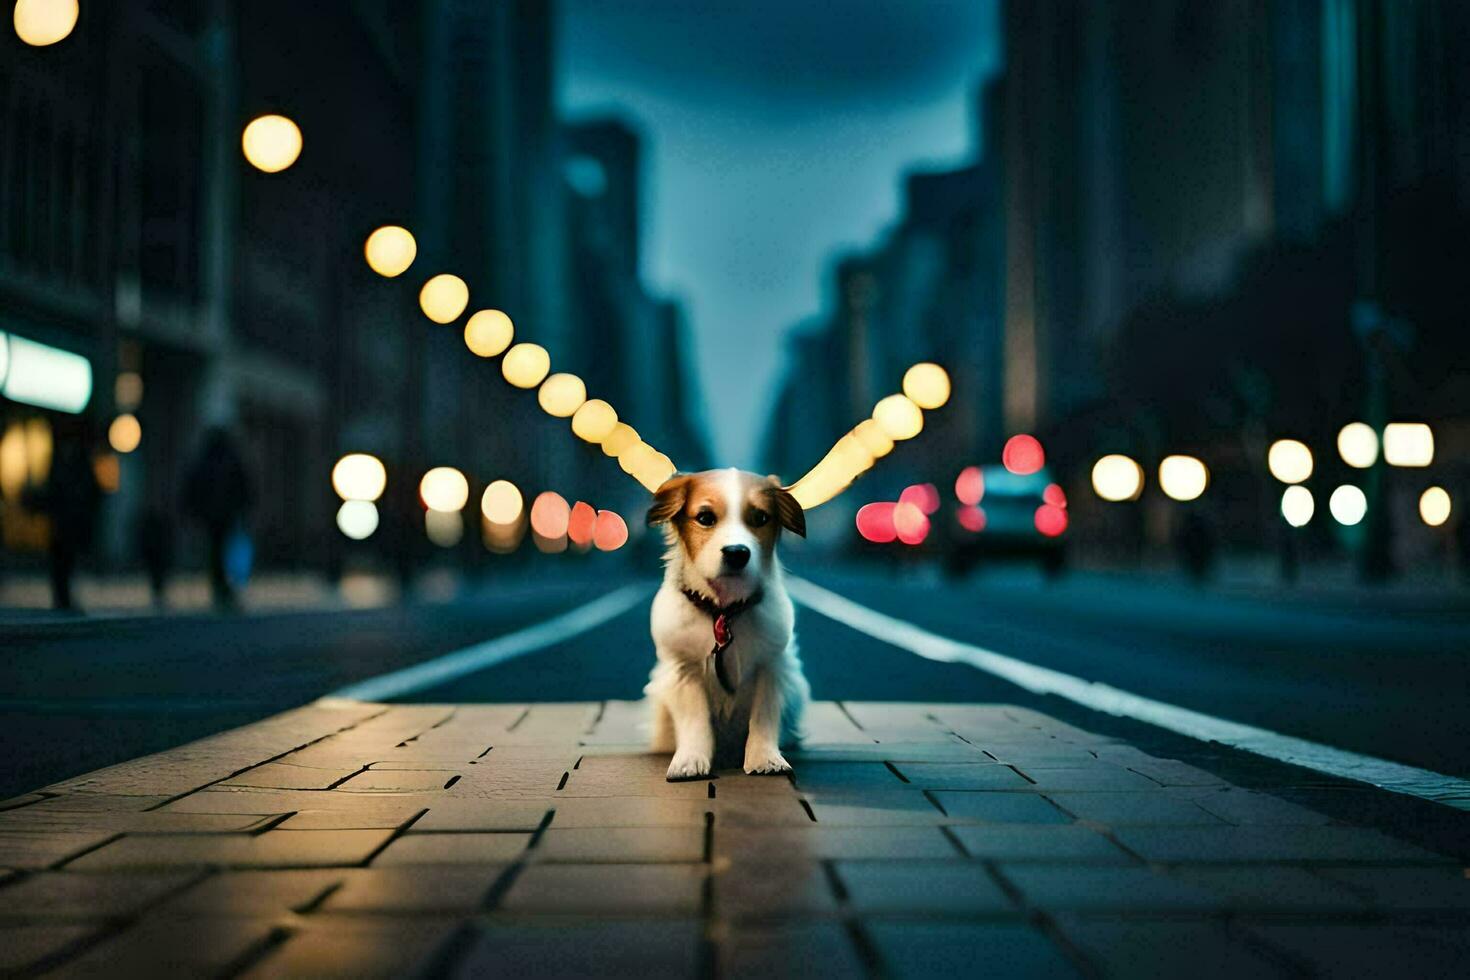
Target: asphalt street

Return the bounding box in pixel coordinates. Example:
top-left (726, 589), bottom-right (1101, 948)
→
top-left (4, 559), bottom-right (1469, 806)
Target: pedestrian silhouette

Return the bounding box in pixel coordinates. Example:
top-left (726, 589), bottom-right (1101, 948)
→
top-left (31, 419), bottom-right (102, 611)
top-left (137, 505), bottom-right (173, 608)
top-left (182, 427), bottom-right (253, 610)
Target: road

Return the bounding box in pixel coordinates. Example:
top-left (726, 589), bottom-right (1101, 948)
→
top-left (4, 560), bottom-right (1469, 802)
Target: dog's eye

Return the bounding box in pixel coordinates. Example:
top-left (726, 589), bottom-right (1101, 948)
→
top-left (748, 510), bottom-right (769, 528)
top-left (695, 511), bottom-right (717, 527)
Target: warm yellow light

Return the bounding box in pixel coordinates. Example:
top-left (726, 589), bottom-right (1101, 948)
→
top-left (852, 418), bottom-right (894, 459)
top-left (1329, 484), bottom-right (1367, 526)
top-left (419, 466), bottom-right (468, 512)
top-left (538, 373), bottom-right (587, 418)
top-left (1383, 423), bottom-right (1433, 467)
top-left (480, 479), bottom-right (524, 524)
top-left (627, 448), bottom-right (676, 493)
top-left (1420, 486), bottom-right (1452, 527)
top-left (1281, 486), bottom-right (1314, 527)
top-left (107, 414), bottom-right (141, 454)
top-left (902, 362), bottom-right (951, 410)
top-left (600, 422), bottom-right (639, 458)
top-left (419, 274), bottom-right (469, 324)
top-left (463, 310), bottom-right (514, 358)
top-left (571, 399), bottom-right (618, 442)
top-left (425, 509), bottom-right (463, 547)
top-left (332, 453), bottom-right (386, 502)
top-left (502, 343), bottom-right (550, 388)
top-left (787, 434), bottom-right (874, 511)
top-left (1336, 422), bottom-right (1378, 469)
top-left (1091, 454), bottom-right (1144, 502)
top-left (872, 394), bottom-right (923, 441)
top-left (115, 371), bottom-right (143, 411)
top-left (241, 114), bottom-right (302, 173)
top-left (1158, 455), bottom-right (1208, 502)
top-left (364, 226), bottom-right (417, 278)
top-left (1267, 439), bottom-right (1313, 484)
top-left (13, 0), bottom-right (78, 47)
top-left (336, 500), bottom-right (379, 540)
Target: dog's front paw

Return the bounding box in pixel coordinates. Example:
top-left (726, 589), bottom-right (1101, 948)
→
top-left (743, 747), bottom-right (792, 775)
top-left (666, 751), bottom-right (712, 781)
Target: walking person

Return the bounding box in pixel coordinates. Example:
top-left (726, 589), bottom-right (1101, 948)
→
top-left (32, 420), bottom-right (103, 611)
top-left (182, 427), bottom-right (253, 610)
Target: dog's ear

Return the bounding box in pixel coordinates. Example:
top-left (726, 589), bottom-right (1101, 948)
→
top-left (647, 474), bottom-right (691, 526)
top-left (765, 480), bottom-right (806, 538)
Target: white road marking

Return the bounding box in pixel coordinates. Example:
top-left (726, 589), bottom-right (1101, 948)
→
top-left (788, 576), bottom-right (1470, 812)
top-left (323, 585), bottom-right (651, 703)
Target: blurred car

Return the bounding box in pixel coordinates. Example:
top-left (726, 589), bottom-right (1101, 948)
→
top-left (943, 464), bottom-right (1068, 577)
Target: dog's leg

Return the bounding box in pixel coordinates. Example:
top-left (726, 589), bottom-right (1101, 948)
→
top-left (649, 698), bottom-right (675, 753)
top-left (664, 666), bottom-right (714, 780)
top-left (743, 666), bottom-right (792, 775)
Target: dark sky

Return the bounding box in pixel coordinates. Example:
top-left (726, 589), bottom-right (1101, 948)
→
top-left (559, 0), bottom-right (1000, 465)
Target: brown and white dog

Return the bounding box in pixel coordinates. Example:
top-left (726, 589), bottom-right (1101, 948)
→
top-left (644, 469), bottom-right (810, 780)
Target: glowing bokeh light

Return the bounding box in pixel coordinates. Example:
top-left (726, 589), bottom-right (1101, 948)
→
top-left (1336, 422), bottom-right (1378, 469)
top-left (241, 114), bottom-right (302, 173)
top-left (593, 510), bottom-right (629, 551)
top-left (107, 414), bottom-right (141, 454)
top-left (529, 492), bottom-right (571, 539)
top-left (425, 509), bottom-right (463, 547)
top-left (115, 371), bottom-right (143, 411)
top-left (1091, 454), bottom-right (1144, 502)
top-left (898, 483), bottom-right (940, 515)
top-left (1158, 455), bottom-right (1208, 502)
top-left (1002, 434), bottom-right (1045, 475)
top-left (1329, 484), bottom-right (1367, 526)
top-left (419, 274), bottom-right (469, 324)
top-left (1034, 503), bottom-right (1068, 537)
top-left (363, 226), bottom-right (416, 278)
top-left (1043, 483), bottom-right (1067, 508)
top-left (464, 309), bottom-right (514, 357)
top-left (571, 399), bottom-right (618, 442)
top-left (13, 0), bottom-right (78, 46)
top-left (956, 505), bottom-right (986, 532)
top-left (1419, 486), bottom-right (1452, 527)
top-left (855, 502), bottom-right (898, 543)
top-left (1267, 439), bottom-right (1313, 484)
top-left (893, 501), bottom-right (930, 545)
top-left (419, 466), bottom-right (468, 512)
top-left (852, 418), bottom-right (894, 459)
top-left (1382, 423), bottom-right (1433, 467)
top-left (93, 452), bottom-right (119, 494)
top-left (600, 422), bottom-right (639, 457)
top-left (501, 342), bottom-right (550, 389)
top-left (872, 394), bottom-right (923, 441)
top-left (336, 500), bottom-right (379, 540)
top-left (1281, 486), bottom-right (1314, 527)
top-left (2, 333), bottom-right (92, 413)
top-left (955, 466), bottom-right (984, 506)
top-left (902, 362), bottom-right (951, 410)
top-left (568, 501), bottom-right (597, 547)
top-left (480, 479), bottom-right (523, 524)
top-left (537, 373), bottom-right (587, 418)
top-left (332, 453), bottom-right (386, 502)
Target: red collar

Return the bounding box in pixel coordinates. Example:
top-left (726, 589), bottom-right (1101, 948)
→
top-left (680, 587), bottom-right (763, 693)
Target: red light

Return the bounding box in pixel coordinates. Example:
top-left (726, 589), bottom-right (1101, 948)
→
top-left (894, 501), bottom-right (930, 545)
top-left (1003, 434), bottom-right (1045, 475)
top-left (593, 510), bottom-right (628, 551)
top-left (956, 505), bottom-right (986, 532)
top-left (899, 483), bottom-right (941, 515)
top-left (1034, 503), bottom-right (1068, 537)
top-left (1043, 483), bottom-right (1066, 508)
top-left (856, 502), bottom-right (898, 543)
top-left (568, 501), bottom-right (597, 546)
top-left (955, 466), bottom-right (984, 505)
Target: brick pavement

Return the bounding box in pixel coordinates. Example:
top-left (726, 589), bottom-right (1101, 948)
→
top-left (2, 699), bottom-right (1468, 977)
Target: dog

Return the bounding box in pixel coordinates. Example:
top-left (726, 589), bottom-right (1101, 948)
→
top-left (644, 468), bottom-right (810, 780)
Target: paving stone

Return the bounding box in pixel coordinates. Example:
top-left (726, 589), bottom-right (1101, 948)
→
top-left (0, 810), bottom-right (279, 835)
top-left (222, 763), bottom-right (360, 791)
top-left (711, 795), bottom-right (814, 826)
top-left (1119, 758), bottom-right (1230, 787)
top-left (805, 791), bottom-right (946, 826)
top-left (0, 869), bottom-right (200, 918)
top-left (51, 916), bottom-right (277, 976)
top-left (502, 863), bottom-right (706, 913)
top-left (792, 761), bottom-right (908, 792)
top-left (275, 804), bottom-right (429, 830)
top-left (24, 794), bottom-right (172, 813)
top-left (534, 827), bottom-right (705, 863)
top-left (161, 787), bottom-right (435, 819)
top-left (949, 825), bottom-right (1131, 862)
top-left (336, 769), bottom-right (462, 793)
top-left (722, 921), bottom-right (867, 977)
top-left (1183, 787), bottom-right (1333, 826)
top-left (322, 866), bottom-right (505, 912)
top-left (999, 865), bottom-right (1224, 911)
top-left (1011, 766), bottom-right (1162, 791)
top-left (548, 797), bottom-right (710, 828)
top-left (714, 772), bottom-right (801, 796)
top-left (0, 832), bottom-right (118, 870)
top-left (1043, 792), bottom-right (1224, 826)
top-left (1312, 866), bottom-right (1470, 910)
top-left (712, 860), bottom-right (838, 919)
top-left (934, 792), bottom-right (1073, 824)
top-left (374, 833), bottom-right (530, 865)
top-left (836, 860), bottom-right (1015, 913)
top-left (67, 829), bottom-right (395, 870)
top-left (410, 800), bottom-right (551, 832)
top-left (157, 869), bottom-right (352, 915)
top-left (887, 762), bottom-right (1032, 790)
top-left (1111, 826), bottom-right (1453, 864)
top-left (982, 744), bottom-right (1102, 767)
top-left (715, 827), bottom-right (960, 862)
top-left (557, 762), bottom-right (712, 799)
top-left (866, 920), bottom-right (1081, 979)
top-left (247, 917), bottom-right (462, 979)
top-left (0, 924), bottom-right (103, 972)
top-left (1172, 867), bottom-right (1368, 911)
top-left (1053, 916), bottom-right (1292, 979)
top-left (453, 918), bottom-right (702, 978)
top-left (1241, 922), bottom-right (1470, 978)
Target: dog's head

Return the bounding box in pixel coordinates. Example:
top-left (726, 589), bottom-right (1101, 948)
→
top-left (647, 468), bottom-right (805, 603)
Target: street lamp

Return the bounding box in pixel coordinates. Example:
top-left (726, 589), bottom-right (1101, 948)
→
top-left (241, 114), bottom-right (302, 173)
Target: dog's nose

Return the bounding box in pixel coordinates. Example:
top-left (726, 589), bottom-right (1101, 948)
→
top-left (721, 544), bottom-right (751, 570)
